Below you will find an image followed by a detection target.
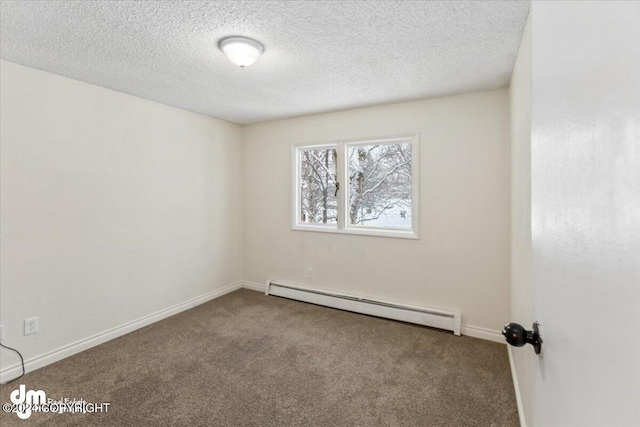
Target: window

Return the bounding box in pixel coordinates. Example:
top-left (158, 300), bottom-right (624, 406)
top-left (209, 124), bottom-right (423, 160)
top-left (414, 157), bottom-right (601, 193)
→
top-left (292, 134), bottom-right (419, 239)
top-left (299, 146), bottom-right (338, 225)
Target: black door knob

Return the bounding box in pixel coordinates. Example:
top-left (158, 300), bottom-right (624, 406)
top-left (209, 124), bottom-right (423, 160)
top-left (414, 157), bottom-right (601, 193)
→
top-left (502, 322), bottom-right (543, 354)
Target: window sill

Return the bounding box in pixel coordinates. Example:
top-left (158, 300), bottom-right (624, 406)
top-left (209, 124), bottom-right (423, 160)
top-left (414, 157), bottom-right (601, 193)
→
top-left (291, 225), bottom-right (419, 240)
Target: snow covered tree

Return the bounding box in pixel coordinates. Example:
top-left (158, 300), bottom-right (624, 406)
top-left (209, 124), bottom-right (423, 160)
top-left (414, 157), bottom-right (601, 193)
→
top-left (300, 148), bottom-right (337, 223)
top-left (348, 143), bottom-right (412, 226)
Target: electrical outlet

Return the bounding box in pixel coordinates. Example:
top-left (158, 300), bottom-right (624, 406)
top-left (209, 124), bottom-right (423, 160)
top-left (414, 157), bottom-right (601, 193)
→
top-left (0, 325), bottom-right (4, 341)
top-left (24, 317), bottom-right (39, 336)
top-left (306, 268), bottom-right (314, 279)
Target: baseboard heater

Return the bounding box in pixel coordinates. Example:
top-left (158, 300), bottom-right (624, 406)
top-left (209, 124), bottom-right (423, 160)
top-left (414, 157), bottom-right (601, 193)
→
top-left (265, 280), bottom-right (461, 336)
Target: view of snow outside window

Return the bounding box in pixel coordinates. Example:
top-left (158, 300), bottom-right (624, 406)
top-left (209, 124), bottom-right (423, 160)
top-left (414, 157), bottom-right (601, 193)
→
top-left (348, 143), bottom-right (412, 229)
top-left (300, 148), bottom-right (338, 224)
top-left (298, 142), bottom-right (413, 229)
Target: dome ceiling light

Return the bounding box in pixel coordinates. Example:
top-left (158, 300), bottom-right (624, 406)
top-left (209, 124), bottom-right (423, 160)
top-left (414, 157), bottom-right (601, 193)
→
top-left (218, 36), bottom-right (264, 68)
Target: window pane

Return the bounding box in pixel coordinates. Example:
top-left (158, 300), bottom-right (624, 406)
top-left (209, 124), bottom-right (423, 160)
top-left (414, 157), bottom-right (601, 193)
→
top-left (348, 143), bottom-right (412, 229)
top-left (300, 148), bottom-right (338, 224)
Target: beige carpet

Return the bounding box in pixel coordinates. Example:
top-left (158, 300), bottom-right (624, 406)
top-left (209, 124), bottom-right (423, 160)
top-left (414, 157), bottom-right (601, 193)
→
top-left (0, 289), bottom-right (519, 426)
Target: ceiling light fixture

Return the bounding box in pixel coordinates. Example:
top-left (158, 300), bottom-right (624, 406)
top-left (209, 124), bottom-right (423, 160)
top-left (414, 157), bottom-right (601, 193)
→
top-left (218, 36), bottom-right (264, 68)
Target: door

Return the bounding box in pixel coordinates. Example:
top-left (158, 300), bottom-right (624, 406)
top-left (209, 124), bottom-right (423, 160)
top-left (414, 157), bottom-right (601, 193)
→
top-left (527, 2), bottom-right (639, 426)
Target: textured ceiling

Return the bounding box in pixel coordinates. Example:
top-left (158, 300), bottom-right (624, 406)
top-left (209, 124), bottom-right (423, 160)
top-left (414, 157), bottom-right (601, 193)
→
top-left (0, 1), bottom-right (530, 124)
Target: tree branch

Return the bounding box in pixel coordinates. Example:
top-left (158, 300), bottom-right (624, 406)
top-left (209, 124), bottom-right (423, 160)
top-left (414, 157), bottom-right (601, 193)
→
top-left (356, 203), bottom-right (396, 224)
top-left (309, 152), bottom-right (337, 184)
top-left (360, 158), bottom-right (411, 199)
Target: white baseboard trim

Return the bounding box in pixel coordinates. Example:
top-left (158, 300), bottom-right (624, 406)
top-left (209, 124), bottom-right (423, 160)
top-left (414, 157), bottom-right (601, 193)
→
top-left (241, 281), bottom-right (266, 292)
top-left (245, 280), bottom-right (504, 344)
top-left (0, 281), bottom-right (243, 383)
top-left (460, 325), bottom-right (505, 344)
top-left (508, 346), bottom-right (527, 427)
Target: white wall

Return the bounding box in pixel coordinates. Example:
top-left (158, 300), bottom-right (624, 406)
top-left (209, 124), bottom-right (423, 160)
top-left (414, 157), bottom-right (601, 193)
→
top-left (0, 61), bottom-right (244, 372)
top-left (509, 12), bottom-right (534, 427)
top-left (243, 90), bottom-right (511, 334)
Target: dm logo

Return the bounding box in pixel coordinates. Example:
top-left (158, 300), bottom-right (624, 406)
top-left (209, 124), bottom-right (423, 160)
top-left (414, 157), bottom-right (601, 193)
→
top-left (10, 384), bottom-right (46, 420)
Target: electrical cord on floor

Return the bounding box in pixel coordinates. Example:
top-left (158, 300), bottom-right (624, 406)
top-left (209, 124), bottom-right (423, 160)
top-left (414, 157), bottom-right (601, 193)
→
top-left (0, 342), bottom-right (25, 385)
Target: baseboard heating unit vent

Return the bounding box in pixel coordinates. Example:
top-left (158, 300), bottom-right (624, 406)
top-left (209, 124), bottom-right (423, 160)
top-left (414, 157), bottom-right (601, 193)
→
top-left (265, 281), bottom-right (461, 336)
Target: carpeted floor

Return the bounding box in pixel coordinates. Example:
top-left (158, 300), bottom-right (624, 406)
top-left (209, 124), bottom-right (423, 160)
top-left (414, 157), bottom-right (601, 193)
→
top-left (0, 289), bottom-right (519, 426)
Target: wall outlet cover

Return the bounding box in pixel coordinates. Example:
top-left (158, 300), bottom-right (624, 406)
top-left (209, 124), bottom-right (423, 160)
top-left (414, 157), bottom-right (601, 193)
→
top-left (24, 317), bottom-right (39, 336)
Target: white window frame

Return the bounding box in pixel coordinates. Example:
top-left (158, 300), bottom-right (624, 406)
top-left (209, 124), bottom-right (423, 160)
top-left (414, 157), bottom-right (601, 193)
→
top-left (291, 133), bottom-right (419, 239)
